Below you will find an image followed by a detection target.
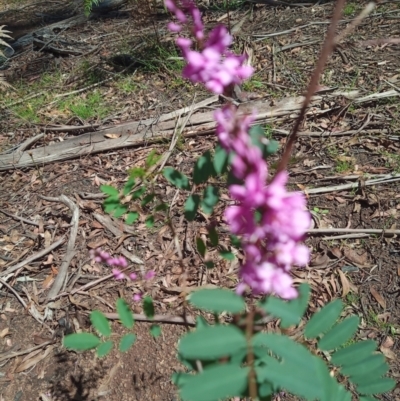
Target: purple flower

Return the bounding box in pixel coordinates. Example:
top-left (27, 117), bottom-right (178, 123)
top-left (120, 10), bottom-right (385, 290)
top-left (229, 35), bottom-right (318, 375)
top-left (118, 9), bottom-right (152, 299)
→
top-left (133, 293), bottom-right (142, 302)
top-left (165, 1), bottom-right (253, 94)
top-left (144, 270), bottom-right (156, 280)
top-left (112, 269), bottom-right (126, 280)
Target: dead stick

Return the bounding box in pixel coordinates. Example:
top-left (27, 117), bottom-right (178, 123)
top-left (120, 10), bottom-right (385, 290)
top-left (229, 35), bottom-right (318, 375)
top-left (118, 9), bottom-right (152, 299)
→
top-left (104, 312), bottom-right (196, 326)
top-left (0, 237), bottom-right (65, 277)
top-left (275, 0), bottom-right (346, 176)
top-left (40, 195), bottom-right (79, 299)
top-left (308, 228), bottom-right (400, 236)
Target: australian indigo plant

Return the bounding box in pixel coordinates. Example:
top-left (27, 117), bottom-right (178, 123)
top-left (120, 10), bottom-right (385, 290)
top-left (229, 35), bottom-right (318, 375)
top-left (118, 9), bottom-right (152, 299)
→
top-left (64, 1), bottom-right (395, 400)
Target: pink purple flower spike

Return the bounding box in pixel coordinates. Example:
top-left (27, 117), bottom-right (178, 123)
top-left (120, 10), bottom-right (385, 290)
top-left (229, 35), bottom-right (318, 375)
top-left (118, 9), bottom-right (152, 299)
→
top-left (163, 0), bottom-right (310, 299)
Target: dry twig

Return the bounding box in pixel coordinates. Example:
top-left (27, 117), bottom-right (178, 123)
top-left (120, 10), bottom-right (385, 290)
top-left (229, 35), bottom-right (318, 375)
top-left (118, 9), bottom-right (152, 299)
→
top-left (40, 195), bottom-right (80, 299)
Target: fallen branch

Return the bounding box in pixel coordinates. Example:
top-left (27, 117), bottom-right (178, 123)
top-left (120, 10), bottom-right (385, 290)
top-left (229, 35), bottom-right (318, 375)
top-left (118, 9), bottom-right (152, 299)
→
top-left (40, 195), bottom-right (79, 299)
top-left (304, 173), bottom-right (400, 195)
top-left (0, 237), bottom-right (65, 277)
top-left (308, 228), bottom-right (400, 236)
top-left (104, 312), bottom-right (196, 326)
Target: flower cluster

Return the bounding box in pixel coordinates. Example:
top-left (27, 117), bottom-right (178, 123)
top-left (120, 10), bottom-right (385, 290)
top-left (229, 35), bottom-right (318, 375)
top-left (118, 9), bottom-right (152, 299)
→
top-left (165, 0), bottom-right (253, 94)
top-left (166, 0), bottom-right (311, 299)
top-left (90, 248), bottom-right (155, 301)
top-left (215, 106), bottom-right (310, 299)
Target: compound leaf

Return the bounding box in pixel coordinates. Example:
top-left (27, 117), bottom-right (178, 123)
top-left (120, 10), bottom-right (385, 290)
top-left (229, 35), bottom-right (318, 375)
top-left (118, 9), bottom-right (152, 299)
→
top-left (189, 288), bottom-right (245, 314)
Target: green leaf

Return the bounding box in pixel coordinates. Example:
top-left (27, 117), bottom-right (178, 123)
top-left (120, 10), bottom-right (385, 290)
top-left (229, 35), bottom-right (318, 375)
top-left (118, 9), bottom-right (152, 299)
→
top-left (201, 185), bottom-right (219, 215)
top-left (163, 167), bottom-right (191, 190)
top-left (196, 237), bottom-right (206, 258)
top-left (213, 145), bottom-right (229, 175)
top-left (195, 316), bottom-right (209, 330)
top-left (146, 149), bottom-right (160, 168)
top-left (63, 333), bottom-right (100, 350)
top-left (350, 363), bottom-right (389, 385)
top-left (112, 205), bottom-right (128, 218)
top-left (103, 196), bottom-right (120, 214)
top-left (219, 250), bottom-right (235, 261)
top-left (145, 215), bottom-right (154, 228)
top-left (360, 397), bottom-right (378, 401)
top-left (143, 296), bottom-right (155, 319)
top-left (357, 378), bottom-right (396, 395)
top-left (230, 235), bottom-right (241, 248)
top-left (172, 371), bottom-right (193, 387)
top-left (150, 324), bottom-right (161, 337)
top-left (193, 151), bottom-right (215, 184)
top-left (208, 226), bottom-right (219, 247)
top-left (129, 167), bottom-right (146, 179)
top-left (184, 194), bottom-right (200, 221)
top-left (258, 382), bottom-right (274, 399)
top-left (141, 193), bottom-right (155, 207)
top-left (125, 212), bottom-right (139, 225)
top-left (119, 333), bottom-right (136, 352)
top-left (96, 341), bottom-right (113, 357)
top-left (252, 333), bottom-right (346, 401)
top-left (189, 288), bottom-right (245, 314)
top-left (331, 340), bottom-right (377, 366)
top-left (116, 298), bottom-right (134, 329)
top-left (264, 139), bottom-right (279, 156)
top-left (100, 185), bottom-right (119, 197)
top-left (261, 283), bottom-right (310, 329)
top-left (340, 354), bottom-right (386, 377)
top-left (179, 363), bottom-right (249, 401)
top-left (205, 261), bottom-right (214, 269)
top-left (179, 325), bottom-right (247, 360)
top-left (132, 186), bottom-right (146, 199)
top-left (90, 311), bottom-right (111, 337)
top-left (318, 316), bottom-right (359, 351)
top-left (155, 202), bottom-right (168, 212)
top-left (304, 299), bottom-right (343, 339)
top-left (123, 177), bottom-right (136, 196)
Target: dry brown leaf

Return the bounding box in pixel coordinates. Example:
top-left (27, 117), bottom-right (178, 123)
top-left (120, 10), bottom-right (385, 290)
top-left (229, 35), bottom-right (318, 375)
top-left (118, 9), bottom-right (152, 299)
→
top-left (104, 133), bottom-right (121, 139)
top-left (370, 287), bottom-right (386, 309)
top-left (15, 346), bottom-right (54, 373)
top-left (91, 220), bottom-right (104, 229)
top-left (0, 327), bottom-right (9, 338)
top-left (42, 274), bottom-right (54, 290)
top-left (343, 248), bottom-right (367, 266)
top-left (337, 270), bottom-right (350, 297)
top-left (87, 238), bottom-right (108, 249)
top-left (382, 336), bottom-right (394, 348)
top-left (43, 231), bottom-right (52, 248)
top-left (380, 345), bottom-right (396, 360)
top-left (310, 251), bottom-right (329, 269)
top-left (330, 247), bottom-right (342, 259)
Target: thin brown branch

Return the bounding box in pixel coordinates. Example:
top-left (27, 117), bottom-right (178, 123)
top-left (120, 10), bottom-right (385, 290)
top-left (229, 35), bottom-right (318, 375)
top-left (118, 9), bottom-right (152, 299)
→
top-left (104, 312), bottom-right (196, 326)
top-left (40, 195), bottom-right (80, 299)
top-left (0, 237), bottom-right (65, 277)
top-left (275, 0), bottom-right (346, 177)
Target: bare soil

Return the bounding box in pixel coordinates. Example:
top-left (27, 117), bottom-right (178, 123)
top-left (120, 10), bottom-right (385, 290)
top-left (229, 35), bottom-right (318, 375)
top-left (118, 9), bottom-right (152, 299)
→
top-left (1, 0), bottom-right (400, 400)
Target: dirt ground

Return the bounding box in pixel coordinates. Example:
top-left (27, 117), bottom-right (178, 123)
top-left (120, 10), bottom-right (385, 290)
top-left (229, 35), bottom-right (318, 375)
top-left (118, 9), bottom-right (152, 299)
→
top-left (1, 0), bottom-right (400, 400)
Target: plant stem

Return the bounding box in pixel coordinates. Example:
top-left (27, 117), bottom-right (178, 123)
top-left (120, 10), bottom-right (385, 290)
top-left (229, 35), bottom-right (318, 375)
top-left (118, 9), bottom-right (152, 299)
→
top-left (246, 308), bottom-right (257, 399)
